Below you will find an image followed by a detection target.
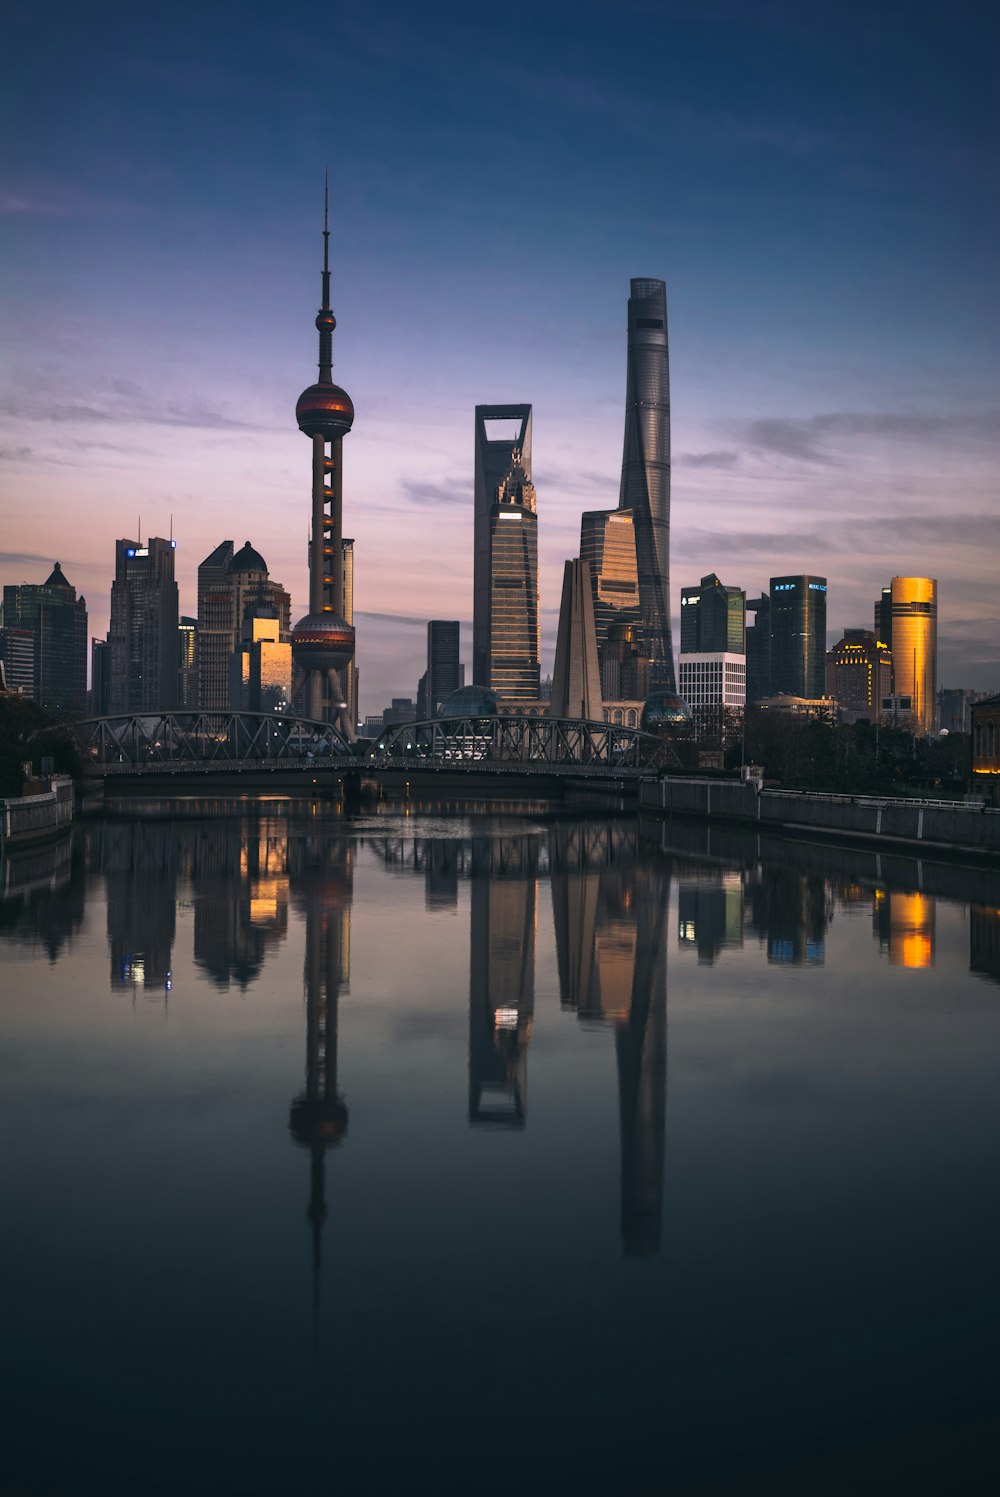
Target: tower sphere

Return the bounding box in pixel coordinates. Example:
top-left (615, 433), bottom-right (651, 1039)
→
top-left (296, 382), bottom-right (354, 440)
top-left (291, 611), bottom-right (355, 673)
top-left (315, 309), bottom-right (337, 332)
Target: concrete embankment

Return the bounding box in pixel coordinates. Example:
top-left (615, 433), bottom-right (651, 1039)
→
top-left (0, 776), bottom-right (75, 847)
top-left (639, 777), bottom-right (1000, 858)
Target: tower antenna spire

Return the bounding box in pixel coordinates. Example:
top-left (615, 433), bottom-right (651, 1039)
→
top-left (321, 168), bottom-right (331, 314)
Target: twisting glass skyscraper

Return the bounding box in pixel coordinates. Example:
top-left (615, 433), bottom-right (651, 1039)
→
top-left (618, 278), bottom-right (675, 691)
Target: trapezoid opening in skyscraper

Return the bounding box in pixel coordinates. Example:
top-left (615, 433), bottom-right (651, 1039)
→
top-left (618, 278), bottom-right (675, 693)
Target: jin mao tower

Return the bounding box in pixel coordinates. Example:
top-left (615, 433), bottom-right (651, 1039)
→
top-left (291, 181), bottom-right (356, 735)
top-left (618, 279), bottom-right (675, 692)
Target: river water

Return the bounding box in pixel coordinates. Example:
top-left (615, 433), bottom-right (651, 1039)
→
top-left (1, 804), bottom-right (999, 1495)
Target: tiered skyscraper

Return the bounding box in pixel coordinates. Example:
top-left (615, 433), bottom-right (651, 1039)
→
top-left (291, 182), bottom-right (357, 735)
top-left (618, 279), bottom-right (675, 692)
top-left (473, 405), bottom-right (539, 701)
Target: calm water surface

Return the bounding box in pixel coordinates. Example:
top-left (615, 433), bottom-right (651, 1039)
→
top-left (2, 805), bottom-right (999, 1495)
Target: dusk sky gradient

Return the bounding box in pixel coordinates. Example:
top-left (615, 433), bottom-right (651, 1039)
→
top-left (2, 0), bottom-right (998, 710)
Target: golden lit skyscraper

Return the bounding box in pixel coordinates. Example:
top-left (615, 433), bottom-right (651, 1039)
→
top-left (889, 576), bottom-right (937, 733)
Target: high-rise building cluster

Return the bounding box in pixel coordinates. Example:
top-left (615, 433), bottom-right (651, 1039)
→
top-left (1, 201), bottom-right (976, 740)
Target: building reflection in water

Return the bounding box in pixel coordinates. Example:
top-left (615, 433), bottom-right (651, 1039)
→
top-left (677, 872), bottom-right (743, 965)
top-left (874, 889), bottom-right (936, 969)
top-left (746, 867), bottom-right (830, 967)
top-left (551, 823), bottom-right (668, 1257)
top-left (468, 845), bottom-right (536, 1127)
top-left (193, 819), bottom-right (289, 991)
top-left (970, 905), bottom-right (1000, 985)
top-left (94, 821), bottom-right (179, 996)
top-left (0, 829), bottom-right (83, 962)
top-left (287, 832), bottom-right (353, 1340)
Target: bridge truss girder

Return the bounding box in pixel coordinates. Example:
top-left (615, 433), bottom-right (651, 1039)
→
top-left (368, 715), bottom-right (678, 774)
top-left (75, 712), bottom-right (353, 771)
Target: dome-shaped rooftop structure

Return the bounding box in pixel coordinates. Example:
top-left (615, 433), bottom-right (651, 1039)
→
top-left (296, 382), bottom-right (355, 441)
top-left (437, 684), bottom-right (500, 720)
top-left (291, 611), bottom-right (355, 673)
top-left (640, 691), bottom-right (693, 736)
top-left (228, 541), bottom-right (268, 575)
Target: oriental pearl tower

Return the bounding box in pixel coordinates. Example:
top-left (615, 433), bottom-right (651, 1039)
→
top-left (291, 179), bottom-right (356, 737)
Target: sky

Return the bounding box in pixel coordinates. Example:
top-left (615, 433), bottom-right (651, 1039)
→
top-left (1, 0), bottom-right (998, 712)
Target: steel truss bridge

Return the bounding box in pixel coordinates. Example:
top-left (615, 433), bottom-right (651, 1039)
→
top-left (368, 715), bottom-right (679, 775)
top-left (75, 712), bottom-right (353, 773)
top-left (75, 712), bottom-right (678, 779)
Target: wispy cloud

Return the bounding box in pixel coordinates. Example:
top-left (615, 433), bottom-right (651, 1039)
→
top-left (0, 382), bottom-right (265, 433)
top-left (744, 409), bottom-right (1000, 464)
top-left (680, 449), bottom-right (740, 469)
top-left (400, 477), bottom-right (467, 505)
top-left (0, 182), bottom-right (145, 219)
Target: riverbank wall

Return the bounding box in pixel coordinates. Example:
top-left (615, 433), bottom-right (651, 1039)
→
top-left (0, 776), bottom-right (75, 847)
top-left (639, 777), bottom-right (1000, 857)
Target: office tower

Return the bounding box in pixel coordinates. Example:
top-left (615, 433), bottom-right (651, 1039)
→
top-left (549, 559), bottom-right (603, 719)
top-left (420, 621), bottom-right (462, 719)
top-left (825, 629), bottom-right (893, 718)
top-left (579, 509), bottom-right (641, 670)
top-left (2, 563), bottom-right (87, 714)
top-left (768, 575), bottom-right (827, 699)
top-left (108, 538), bottom-right (179, 713)
top-left (677, 653), bottom-right (746, 715)
top-left (884, 576), bottom-right (937, 733)
top-left (178, 616), bottom-right (197, 708)
top-left (291, 181), bottom-right (356, 735)
top-left (679, 573), bottom-right (745, 655)
top-left (745, 594), bottom-right (770, 705)
top-left (874, 586), bottom-right (893, 648)
top-left (618, 278), bottom-right (675, 691)
top-left (473, 404), bottom-right (539, 700)
top-left (229, 606), bottom-right (293, 713)
top-left (197, 541), bottom-right (234, 707)
top-left (0, 627), bottom-right (35, 697)
top-left (603, 621), bottom-right (653, 702)
top-left (89, 638), bottom-right (110, 715)
top-left (197, 541), bottom-right (290, 710)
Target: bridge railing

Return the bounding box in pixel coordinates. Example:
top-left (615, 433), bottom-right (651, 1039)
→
top-left (75, 712), bottom-right (353, 770)
top-left (368, 715), bottom-right (677, 773)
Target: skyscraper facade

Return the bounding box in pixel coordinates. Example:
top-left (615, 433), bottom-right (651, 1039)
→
top-left (679, 573), bottom-right (745, 655)
top-left (549, 559), bottom-right (603, 720)
top-left (579, 509), bottom-right (641, 669)
top-left (423, 620), bottom-right (462, 717)
top-left (618, 278), bottom-right (675, 691)
top-left (2, 563), bottom-right (87, 714)
top-left (473, 404), bottom-right (539, 701)
top-left (108, 538), bottom-right (179, 713)
top-left (745, 594), bottom-right (771, 706)
top-left (825, 629), bottom-right (893, 719)
top-left (886, 576), bottom-right (937, 733)
top-left (178, 616), bottom-right (197, 708)
top-left (769, 575), bottom-right (827, 699)
top-left (197, 541), bottom-right (290, 710)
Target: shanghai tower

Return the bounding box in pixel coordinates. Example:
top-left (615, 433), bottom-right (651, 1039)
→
top-left (618, 278), bottom-right (675, 692)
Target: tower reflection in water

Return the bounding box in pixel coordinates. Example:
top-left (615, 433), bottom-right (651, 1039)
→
top-left (551, 823), bottom-right (668, 1257)
top-left (372, 825), bottom-right (669, 1256)
top-left (468, 838), bottom-right (537, 1127)
top-left (286, 833), bottom-right (353, 1337)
